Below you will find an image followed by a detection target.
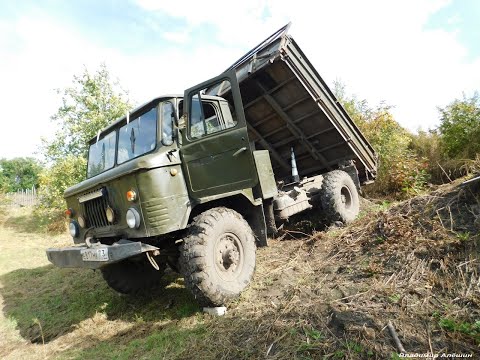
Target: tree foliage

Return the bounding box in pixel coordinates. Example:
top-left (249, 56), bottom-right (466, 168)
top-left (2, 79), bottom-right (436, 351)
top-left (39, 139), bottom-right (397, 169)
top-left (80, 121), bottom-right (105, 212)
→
top-left (38, 156), bottom-right (87, 210)
top-left (0, 157), bottom-right (42, 193)
top-left (42, 63), bottom-right (132, 162)
top-left (39, 65), bottom-right (131, 215)
top-left (438, 92), bottom-right (480, 159)
top-left (334, 81), bottom-right (429, 196)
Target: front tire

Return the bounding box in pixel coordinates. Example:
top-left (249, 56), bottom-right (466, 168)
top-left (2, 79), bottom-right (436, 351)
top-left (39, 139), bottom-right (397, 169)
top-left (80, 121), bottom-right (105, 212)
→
top-left (321, 170), bottom-right (360, 224)
top-left (101, 255), bottom-right (166, 295)
top-left (179, 207), bottom-right (256, 306)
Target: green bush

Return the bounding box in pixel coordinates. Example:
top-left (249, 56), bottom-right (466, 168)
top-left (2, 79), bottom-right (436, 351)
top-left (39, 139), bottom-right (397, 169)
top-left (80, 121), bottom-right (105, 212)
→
top-left (359, 112), bottom-right (429, 196)
top-left (36, 156), bottom-right (87, 232)
top-left (334, 82), bottom-right (429, 197)
top-left (439, 92), bottom-right (480, 159)
top-left (37, 64), bottom-right (131, 231)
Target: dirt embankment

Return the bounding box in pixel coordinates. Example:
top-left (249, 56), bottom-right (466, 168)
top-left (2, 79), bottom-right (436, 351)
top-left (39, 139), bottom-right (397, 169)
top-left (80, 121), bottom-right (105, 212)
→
top-left (193, 179), bottom-right (480, 358)
top-left (0, 179), bottom-right (478, 359)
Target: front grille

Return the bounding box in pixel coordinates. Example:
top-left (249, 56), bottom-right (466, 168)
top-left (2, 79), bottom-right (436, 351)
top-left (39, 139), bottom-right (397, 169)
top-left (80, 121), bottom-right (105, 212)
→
top-left (84, 195), bottom-right (109, 228)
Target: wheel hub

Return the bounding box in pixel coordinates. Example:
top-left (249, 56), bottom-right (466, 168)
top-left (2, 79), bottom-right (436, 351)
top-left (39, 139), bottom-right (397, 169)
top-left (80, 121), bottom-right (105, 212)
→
top-left (215, 233), bottom-right (244, 280)
top-left (341, 186), bottom-right (352, 209)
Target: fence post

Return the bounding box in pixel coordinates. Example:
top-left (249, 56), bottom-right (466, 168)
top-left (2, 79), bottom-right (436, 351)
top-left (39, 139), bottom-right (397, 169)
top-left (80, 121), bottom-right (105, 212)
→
top-left (4, 188), bottom-right (38, 207)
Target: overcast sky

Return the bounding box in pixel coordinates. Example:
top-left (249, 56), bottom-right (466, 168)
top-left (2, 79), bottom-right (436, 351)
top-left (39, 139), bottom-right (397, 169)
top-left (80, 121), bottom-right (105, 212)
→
top-left (1, 0), bottom-right (479, 160)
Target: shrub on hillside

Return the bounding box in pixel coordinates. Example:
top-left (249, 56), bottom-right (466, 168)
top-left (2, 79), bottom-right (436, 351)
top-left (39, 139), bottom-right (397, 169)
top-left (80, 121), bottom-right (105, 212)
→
top-left (438, 92), bottom-right (480, 159)
top-left (334, 82), bottom-right (428, 197)
top-left (36, 156), bottom-right (86, 232)
top-left (358, 112), bottom-right (429, 196)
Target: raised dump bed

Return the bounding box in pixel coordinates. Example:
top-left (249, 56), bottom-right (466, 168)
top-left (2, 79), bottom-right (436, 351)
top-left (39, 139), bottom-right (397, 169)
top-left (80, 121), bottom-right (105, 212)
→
top-left (208, 24), bottom-right (377, 184)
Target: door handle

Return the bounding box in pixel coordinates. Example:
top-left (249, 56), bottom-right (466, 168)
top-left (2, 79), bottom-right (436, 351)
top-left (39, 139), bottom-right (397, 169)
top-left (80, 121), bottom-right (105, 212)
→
top-left (232, 147), bottom-right (247, 157)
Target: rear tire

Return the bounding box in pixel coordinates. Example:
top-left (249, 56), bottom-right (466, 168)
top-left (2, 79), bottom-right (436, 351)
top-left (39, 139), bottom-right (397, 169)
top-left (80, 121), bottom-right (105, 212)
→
top-left (321, 170), bottom-right (360, 224)
top-left (179, 207), bottom-right (256, 306)
top-left (101, 255), bottom-right (166, 295)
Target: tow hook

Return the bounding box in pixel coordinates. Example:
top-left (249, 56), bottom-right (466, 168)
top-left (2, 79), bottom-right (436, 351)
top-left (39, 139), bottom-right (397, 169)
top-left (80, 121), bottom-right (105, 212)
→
top-left (85, 237), bottom-right (94, 247)
top-left (146, 250), bottom-right (161, 270)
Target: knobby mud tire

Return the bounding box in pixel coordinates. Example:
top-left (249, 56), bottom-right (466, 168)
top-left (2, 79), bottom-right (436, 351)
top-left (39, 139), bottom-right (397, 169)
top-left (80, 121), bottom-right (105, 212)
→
top-left (179, 207), bottom-right (256, 306)
top-left (101, 255), bottom-right (166, 295)
top-left (320, 170), bottom-right (360, 224)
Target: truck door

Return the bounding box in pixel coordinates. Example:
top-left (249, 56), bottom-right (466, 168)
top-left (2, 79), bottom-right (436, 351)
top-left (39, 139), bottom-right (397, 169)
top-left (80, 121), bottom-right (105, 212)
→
top-left (180, 69), bottom-right (258, 200)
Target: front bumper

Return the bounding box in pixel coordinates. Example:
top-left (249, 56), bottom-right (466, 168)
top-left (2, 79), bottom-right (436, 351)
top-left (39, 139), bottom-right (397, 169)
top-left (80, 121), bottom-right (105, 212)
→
top-left (46, 239), bottom-right (159, 269)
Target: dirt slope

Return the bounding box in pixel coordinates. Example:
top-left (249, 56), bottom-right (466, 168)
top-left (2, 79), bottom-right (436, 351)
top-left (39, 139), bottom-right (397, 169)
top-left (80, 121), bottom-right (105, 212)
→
top-left (0, 179), bottom-right (479, 359)
top-left (185, 179), bottom-right (479, 359)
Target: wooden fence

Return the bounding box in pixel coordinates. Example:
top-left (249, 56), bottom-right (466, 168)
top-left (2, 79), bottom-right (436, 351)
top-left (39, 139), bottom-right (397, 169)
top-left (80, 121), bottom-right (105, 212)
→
top-left (5, 187), bottom-right (38, 207)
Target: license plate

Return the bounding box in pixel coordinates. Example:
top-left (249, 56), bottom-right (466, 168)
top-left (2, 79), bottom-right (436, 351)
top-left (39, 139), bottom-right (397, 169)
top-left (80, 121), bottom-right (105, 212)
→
top-left (81, 248), bottom-right (109, 262)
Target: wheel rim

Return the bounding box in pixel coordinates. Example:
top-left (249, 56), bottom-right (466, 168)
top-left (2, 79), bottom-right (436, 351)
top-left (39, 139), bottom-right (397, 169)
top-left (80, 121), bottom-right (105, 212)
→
top-left (340, 186), bottom-right (353, 210)
top-left (215, 232), bottom-right (244, 281)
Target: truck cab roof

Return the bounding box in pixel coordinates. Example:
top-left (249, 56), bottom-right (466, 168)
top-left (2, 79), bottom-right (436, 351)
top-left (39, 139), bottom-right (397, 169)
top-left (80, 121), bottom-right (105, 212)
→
top-left (89, 94), bottom-right (226, 144)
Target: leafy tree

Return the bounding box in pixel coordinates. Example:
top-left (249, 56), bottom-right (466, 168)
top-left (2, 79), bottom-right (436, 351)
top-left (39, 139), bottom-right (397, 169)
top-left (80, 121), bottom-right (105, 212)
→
top-left (0, 157), bottom-right (42, 193)
top-left (42, 63), bottom-right (132, 162)
top-left (39, 64), bottom-right (132, 215)
top-left (438, 92), bottom-right (480, 159)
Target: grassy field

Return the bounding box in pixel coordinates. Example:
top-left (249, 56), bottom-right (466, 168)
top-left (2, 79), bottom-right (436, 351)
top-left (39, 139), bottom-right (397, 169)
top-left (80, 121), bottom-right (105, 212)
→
top-left (0, 180), bottom-right (479, 359)
top-left (0, 207), bottom-right (206, 360)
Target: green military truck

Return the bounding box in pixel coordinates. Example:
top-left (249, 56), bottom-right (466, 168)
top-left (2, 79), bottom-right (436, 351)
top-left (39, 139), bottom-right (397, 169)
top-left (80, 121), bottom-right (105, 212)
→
top-left (47, 24), bottom-right (377, 306)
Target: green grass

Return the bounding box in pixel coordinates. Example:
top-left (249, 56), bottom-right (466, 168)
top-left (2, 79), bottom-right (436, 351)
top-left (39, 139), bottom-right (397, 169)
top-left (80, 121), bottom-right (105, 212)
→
top-left (4, 196), bottom-right (477, 359)
top-left (456, 231), bottom-right (471, 241)
top-left (62, 324), bottom-right (207, 360)
top-left (0, 266), bottom-right (199, 343)
top-left (0, 206), bottom-right (203, 359)
top-left (438, 317), bottom-right (480, 344)
top-left (0, 206), bottom-right (50, 234)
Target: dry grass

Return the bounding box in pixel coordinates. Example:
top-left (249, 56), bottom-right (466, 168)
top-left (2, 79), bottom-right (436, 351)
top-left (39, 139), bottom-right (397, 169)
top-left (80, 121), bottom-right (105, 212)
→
top-left (0, 179), bottom-right (479, 359)
top-left (181, 178), bottom-right (479, 358)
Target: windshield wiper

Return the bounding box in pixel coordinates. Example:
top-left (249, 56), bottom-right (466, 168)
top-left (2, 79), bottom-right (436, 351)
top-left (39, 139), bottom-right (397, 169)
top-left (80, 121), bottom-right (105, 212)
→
top-left (130, 128), bottom-right (136, 154)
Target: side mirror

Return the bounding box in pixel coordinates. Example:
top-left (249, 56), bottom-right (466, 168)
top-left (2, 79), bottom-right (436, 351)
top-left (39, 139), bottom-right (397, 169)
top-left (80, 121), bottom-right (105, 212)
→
top-left (178, 114), bottom-right (187, 130)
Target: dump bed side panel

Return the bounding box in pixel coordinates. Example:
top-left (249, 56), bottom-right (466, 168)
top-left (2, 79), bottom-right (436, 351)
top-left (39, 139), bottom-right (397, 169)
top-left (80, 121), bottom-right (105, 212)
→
top-left (208, 26), bottom-right (377, 184)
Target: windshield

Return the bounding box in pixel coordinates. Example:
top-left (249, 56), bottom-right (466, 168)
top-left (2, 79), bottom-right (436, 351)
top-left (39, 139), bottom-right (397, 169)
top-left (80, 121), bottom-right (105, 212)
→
top-left (86, 104), bottom-right (164, 178)
top-left (87, 132), bottom-right (116, 178)
top-left (118, 107), bottom-right (157, 164)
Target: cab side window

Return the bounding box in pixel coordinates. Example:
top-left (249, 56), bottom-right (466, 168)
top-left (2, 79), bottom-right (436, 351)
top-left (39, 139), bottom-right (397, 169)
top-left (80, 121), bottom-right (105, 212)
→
top-left (161, 102), bottom-right (174, 146)
top-left (188, 94), bottom-right (236, 139)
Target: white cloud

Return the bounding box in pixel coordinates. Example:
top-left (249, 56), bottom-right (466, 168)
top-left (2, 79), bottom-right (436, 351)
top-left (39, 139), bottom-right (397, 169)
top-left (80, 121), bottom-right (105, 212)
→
top-left (162, 30), bottom-right (191, 44)
top-left (1, 0), bottom-right (479, 160)
top-left (0, 14), bottom-right (103, 160)
top-left (137, 0), bottom-right (480, 131)
top-left (0, 12), bottom-right (240, 160)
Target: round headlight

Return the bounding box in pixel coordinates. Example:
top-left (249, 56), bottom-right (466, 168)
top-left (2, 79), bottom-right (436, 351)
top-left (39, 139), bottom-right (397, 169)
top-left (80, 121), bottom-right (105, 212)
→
top-left (77, 216), bottom-right (86, 228)
top-left (106, 207), bottom-right (115, 223)
top-left (69, 221), bottom-right (79, 237)
top-left (126, 208), bottom-right (140, 229)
